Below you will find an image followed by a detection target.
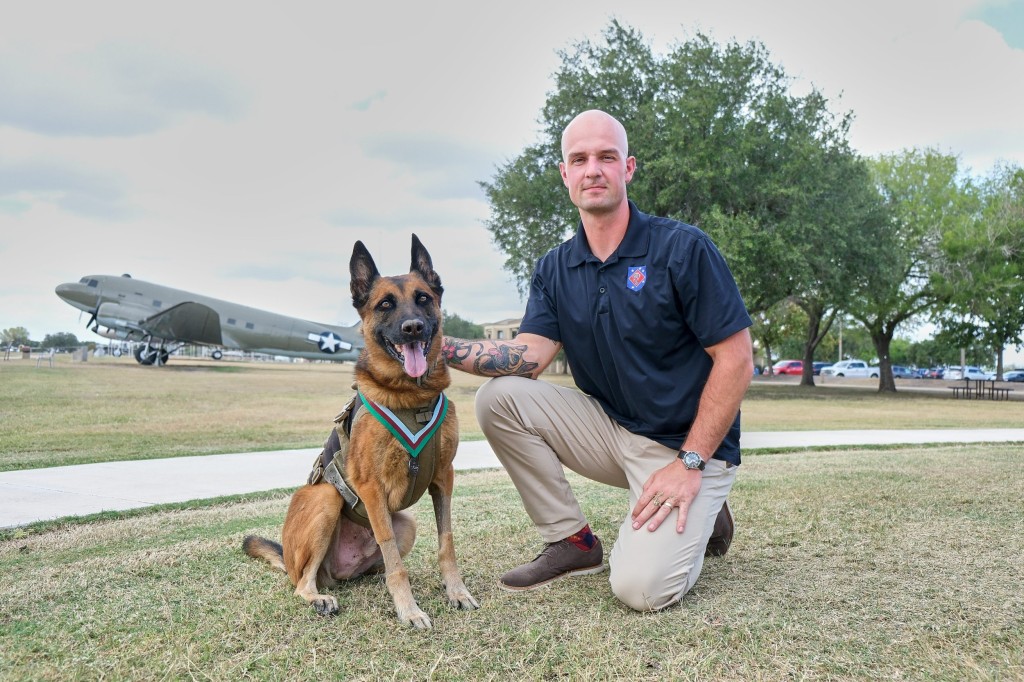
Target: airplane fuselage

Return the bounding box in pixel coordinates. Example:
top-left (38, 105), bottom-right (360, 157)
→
top-left (56, 274), bottom-right (363, 363)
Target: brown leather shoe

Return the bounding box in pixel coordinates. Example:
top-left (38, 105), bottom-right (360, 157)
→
top-left (704, 500), bottom-right (734, 557)
top-left (498, 537), bottom-right (605, 591)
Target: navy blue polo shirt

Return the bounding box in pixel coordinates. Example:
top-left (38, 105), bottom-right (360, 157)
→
top-left (519, 201), bottom-right (752, 465)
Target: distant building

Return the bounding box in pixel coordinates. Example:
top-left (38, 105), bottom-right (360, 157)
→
top-left (483, 318), bottom-right (521, 341)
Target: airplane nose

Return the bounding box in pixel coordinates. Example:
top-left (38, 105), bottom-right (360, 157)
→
top-left (55, 283), bottom-right (95, 308)
top-left (55, 283), bottom-right (80, 302)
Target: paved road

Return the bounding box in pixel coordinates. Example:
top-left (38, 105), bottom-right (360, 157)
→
top-left (3, 429), bottom-right (1023, 529)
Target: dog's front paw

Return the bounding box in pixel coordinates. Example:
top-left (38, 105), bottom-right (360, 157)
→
top-left (311, 595), bottom-right (339, 616)
top-left (446, 583), bottom-right (480, 611)
top-left (398, 605), bottom-right (432, 629)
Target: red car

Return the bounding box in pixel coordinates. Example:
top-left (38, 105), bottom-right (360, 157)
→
top-left (771, 360), bottom-right (803, 375)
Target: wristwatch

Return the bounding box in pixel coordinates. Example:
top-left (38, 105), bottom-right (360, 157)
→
top-left (678, 450), bottom-right (706, 471)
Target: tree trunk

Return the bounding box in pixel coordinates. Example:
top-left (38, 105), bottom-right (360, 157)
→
top-left (871, 329), bottom-right (897, 393)
top-left (798, 304), bottom-right (836, 387)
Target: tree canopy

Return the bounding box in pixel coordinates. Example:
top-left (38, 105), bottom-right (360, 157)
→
top-left (479, 20), bottom-right (1023, 384)
top-left (481, 20), bottom-right (885, 384)
top-left (933, 163), bottom-right (1024, 377)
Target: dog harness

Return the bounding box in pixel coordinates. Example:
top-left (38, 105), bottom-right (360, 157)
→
top-left (308, 391), bottom-right (449, 528)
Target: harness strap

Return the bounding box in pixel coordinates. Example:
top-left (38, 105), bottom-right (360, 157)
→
top-left (357, 391), bottom-right (448, 458)
top-left (307, 392), bottom-right (447, 528)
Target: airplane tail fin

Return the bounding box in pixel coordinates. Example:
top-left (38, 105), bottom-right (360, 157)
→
top-left (242, 535), bottom-right (286, 573)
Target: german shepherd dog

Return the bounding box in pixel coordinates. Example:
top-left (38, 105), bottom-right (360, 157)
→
top-left (243, 235), bottom-right (478, 628)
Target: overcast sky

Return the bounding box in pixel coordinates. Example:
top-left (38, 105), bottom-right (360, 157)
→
top-left (2, 0), bottom-right (1023, 351)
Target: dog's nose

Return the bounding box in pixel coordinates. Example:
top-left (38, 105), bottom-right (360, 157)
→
top-left (401, 319), bottom-right (425, 337)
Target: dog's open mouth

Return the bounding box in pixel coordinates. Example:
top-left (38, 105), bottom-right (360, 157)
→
top-left (385, 339), bottom-right (429, 378)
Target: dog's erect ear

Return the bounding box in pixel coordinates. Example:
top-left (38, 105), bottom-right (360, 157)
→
top-left (410, 234), bottom-right (443, 298)
top-left (350, 240), bottom-right (381, 310)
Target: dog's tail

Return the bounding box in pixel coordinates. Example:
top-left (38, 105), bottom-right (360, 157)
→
top-left (242, 535), bottom-right (286, 573)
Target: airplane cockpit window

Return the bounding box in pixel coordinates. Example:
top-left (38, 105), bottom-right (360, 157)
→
top-left (80, 278), bottom-right (99, 287)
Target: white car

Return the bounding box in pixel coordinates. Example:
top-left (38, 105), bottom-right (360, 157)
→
top-left (820, 359), bottom-right (880, 378)
top-left (945, 366), bottom-right (993, 381)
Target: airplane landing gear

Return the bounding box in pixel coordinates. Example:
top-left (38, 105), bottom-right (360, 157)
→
top-left (135, 345), bottom-right (158, 365)
top-left (134, 337), bottom-right (173, 366)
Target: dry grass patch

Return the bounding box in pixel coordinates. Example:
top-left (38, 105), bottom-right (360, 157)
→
top-left (2, 444), bottom-right (1021, 680)
top-left (3, 357), bottom-right (1020, 473)
top-left (741, 378), bottom-right (1024, 430)
top-left (0, 358), bottom-right (501, 471)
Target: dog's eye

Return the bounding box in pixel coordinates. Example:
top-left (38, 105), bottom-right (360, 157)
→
top-left (416, 293), bottom-right (431, 305)
top-left (377, 299), bottom-right (393, 310)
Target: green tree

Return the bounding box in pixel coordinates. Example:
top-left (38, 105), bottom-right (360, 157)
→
top-left (42, 332), bottom-right (80, 350)
top-left (829, 317), bottom-right (876, 364)
top-left (933, 163), bottom-right (1024, 378)
top-left (482, 21), bottom-right (659, 296)
top-left (913, 333), bottom-right (991, 368)
top-left (481, 20), bottom-right (884, 386)
top-left (2, 327), bottom-right (31, 348)
top-left (848, 149), bottom-right (975, 392)
top-left (442, 311), bottom-right (483, 339)
top-left (751, 300), bottom-right (805, 374)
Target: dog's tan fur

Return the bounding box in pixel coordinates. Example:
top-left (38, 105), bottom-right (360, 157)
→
top-left (243, 235), bottom-right (477, 628)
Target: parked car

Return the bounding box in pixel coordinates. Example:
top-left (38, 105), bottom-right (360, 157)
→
top-left (771, 360), bottom-right (803, 375)
top-left (891, 365), bottom-right (914, 379)
top-left (1004, 370), bottom-right (1024, 382)
top-left (820, 359), bottom-right (880, 378)
top-left (945, 366), bottom-right (993, 381)
top-left (924, 367), bottom-right (945, 379)
top-left (812, 361), bottom-right (832, 375)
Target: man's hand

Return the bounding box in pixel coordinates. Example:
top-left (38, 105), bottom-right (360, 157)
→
top-left (631, 459), bottom-right (702, 533)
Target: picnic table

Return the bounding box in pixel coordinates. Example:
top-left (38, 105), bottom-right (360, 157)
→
top-left (950, 378), bottom-right (1015, 400)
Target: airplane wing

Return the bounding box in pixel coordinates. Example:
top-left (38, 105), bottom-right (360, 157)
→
top-left (139, 302), bottom-right (224, 346)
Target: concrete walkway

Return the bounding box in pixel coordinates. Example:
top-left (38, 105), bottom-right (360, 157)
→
top-left (2, 429), bottom-right (1023, 530)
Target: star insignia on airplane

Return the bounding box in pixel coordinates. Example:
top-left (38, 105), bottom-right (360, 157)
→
top-left (307, 330), bottom-right (350, 354)
top-left (317, 331), bottom-right (342, 353)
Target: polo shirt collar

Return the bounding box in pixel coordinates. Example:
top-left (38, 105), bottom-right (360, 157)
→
top-left (566, 200), bottom-right (651, 267)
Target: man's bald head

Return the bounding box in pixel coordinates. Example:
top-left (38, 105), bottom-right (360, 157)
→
top-left (561, 110), bottom-right (629, 162)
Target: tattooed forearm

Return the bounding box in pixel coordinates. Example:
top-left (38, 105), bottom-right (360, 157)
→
top-left (476, 343), bottom-right (539, 377)
top-left (442, 337), bottom-right (539, 377)
top-left (442, 337), bottom-right (484, 368)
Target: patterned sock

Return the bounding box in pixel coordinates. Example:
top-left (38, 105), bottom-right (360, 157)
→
top-left (565, 524), bottom-right (596, 551)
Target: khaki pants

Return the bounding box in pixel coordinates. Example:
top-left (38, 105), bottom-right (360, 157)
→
top-left (475, 376), bottom-right (737, 611)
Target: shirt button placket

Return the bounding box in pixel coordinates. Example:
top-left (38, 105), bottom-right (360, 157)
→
top-left (596, 269), bottom-right (609, 314)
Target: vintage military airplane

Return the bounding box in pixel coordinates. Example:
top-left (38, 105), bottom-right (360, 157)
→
top-left (55, 274), bottom-right (363, 366)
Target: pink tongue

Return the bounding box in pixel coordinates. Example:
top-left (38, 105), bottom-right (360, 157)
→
top-left (402, 342), bottom-right (427, 377)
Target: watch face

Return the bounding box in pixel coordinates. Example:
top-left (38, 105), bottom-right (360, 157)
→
top-left (683, 451), bottom-right (704, 470)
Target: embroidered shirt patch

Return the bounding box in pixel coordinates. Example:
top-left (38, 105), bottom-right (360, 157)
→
top-left (627, 266), bottom-right (647, 292)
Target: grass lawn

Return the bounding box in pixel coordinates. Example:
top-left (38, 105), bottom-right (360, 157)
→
top-left (1, 445), bottom-right (1021, 680)
top-left (1, 355), bottom-right (1021, 472)
top-left (1, 355), bottom-right (1021, 679)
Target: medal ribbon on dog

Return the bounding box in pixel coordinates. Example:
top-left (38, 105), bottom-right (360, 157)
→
top-left (357, 392), bottom-right (448, 459)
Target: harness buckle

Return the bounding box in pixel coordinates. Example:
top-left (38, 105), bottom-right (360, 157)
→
top-left (408, 458), bottom-right (420, 476)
